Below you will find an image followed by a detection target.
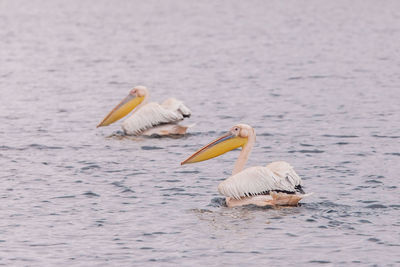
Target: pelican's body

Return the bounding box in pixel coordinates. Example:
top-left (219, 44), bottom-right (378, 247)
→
top-left (97, 86), bottom-right (192, 136)
top-left (181, 124), bottom-right (311, 208)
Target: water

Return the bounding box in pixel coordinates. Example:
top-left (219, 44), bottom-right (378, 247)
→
top-left (1, 0), bottom-right (399, 265)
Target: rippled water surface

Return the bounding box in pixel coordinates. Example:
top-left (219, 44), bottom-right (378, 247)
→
top-left (1, 0), bottom-right (400, 265)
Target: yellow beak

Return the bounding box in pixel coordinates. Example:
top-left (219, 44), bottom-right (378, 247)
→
top-left (181, 132), bottom-right (248, 165)
top-left (97, 93), bottom-right (145, 127)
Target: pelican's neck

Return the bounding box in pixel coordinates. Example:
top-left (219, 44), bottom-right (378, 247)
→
top-left (232, 132), bottom-right (255, 175)
top-left (131, 93), bottom-right (149, 115)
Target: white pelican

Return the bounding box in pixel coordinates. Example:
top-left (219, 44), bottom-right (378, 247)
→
top-left (97, 86), bottom-right (192, 136)
top-left (181, 124), bottom-right (311, 208)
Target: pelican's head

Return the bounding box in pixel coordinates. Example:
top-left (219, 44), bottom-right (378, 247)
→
top-left (181, 124), bottom-right (253, 165)
top-left (97, 86), bottom-right (148, 127)
top-left (130, 85), bottom-right (148, 98)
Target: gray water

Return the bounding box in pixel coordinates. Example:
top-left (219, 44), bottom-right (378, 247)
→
top-left (1, 0), bottom-right (400, 265)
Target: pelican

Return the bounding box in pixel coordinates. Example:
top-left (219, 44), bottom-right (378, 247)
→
top-left (97, 86), bottom-right (192, 136)
top-left (181, 124), bottom-right (311, 208)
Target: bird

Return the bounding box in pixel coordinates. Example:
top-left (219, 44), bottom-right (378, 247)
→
top-left (181, 123), bottom-right (311, 208)
top-left (97, 86), bottom-right (192, 136)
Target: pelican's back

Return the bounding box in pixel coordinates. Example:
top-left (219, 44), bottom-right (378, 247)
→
top-left (122, 98), bottom-right (191, 135)
top-left (161, 98), bottom-right (191, 118)
top-left (217, 161), bottom-right (303, 199)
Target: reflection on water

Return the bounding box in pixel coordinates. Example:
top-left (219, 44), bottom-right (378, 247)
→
top-left (1, 0), bottom-right (400, 265)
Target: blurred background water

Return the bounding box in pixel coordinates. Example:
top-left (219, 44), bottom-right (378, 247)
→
top-left (1, 0), bottom-right (399, 265)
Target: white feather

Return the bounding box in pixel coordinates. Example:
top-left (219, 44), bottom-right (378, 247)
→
top-left (161, 98), bottom-right (191, 117)
top-left (121, 99), bottom-right (191, 135)
top-left (217, 161), bottom-right (302, 199)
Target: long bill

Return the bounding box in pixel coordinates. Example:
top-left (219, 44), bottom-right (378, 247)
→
top-left (97, 93), bottom-right (145, 127)
top-left (181, 132), bottom-right (248, 165)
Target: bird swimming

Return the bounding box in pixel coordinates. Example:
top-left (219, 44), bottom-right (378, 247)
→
top-left (181, 124), bottom-right (311, 208)
top-left (97, 86), bottom-right (192, 136)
